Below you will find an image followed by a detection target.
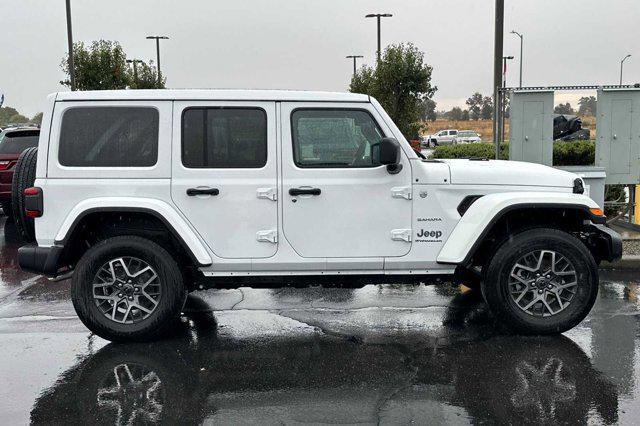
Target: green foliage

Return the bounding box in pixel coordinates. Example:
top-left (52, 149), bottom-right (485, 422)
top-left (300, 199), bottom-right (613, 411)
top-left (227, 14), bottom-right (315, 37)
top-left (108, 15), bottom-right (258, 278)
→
top-left (127, 60), bottom-right (166, 89)
top-left (0, 106), bottom-right (22, 126)
top-left (446, 107), bottom-right (464, 121)
top-left (554, 102), bottom-right (575, 115)
top-left (349, 43), bottom-right (436, 138)
top-left (481, 96), bottom-right (493, 120)
top-left (31, 112), bottom-right (43, 125)
top-left (552, 140), bottom-right (595, 166)
top-left (430, 140), bottom-right (595, 165)
top-left (61, 41), bottom-right (129, 90)
top-left (431, 143), bottom-right (508, 160)
top-left (466, 92), bottom-right (483, 120)
top-left (418, 98), bottom-right (437, 122)
top-left (578, 96), bottom-right (597, 116)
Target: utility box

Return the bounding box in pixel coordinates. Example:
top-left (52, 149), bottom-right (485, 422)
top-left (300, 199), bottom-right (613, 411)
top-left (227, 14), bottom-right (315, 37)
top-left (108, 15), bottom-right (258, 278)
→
top-left (509, 90), bottom-right (554, 165)
top-left (556, 166), bottom-right (606, 208)
top-left (596, 88), bottom-right (640, 184)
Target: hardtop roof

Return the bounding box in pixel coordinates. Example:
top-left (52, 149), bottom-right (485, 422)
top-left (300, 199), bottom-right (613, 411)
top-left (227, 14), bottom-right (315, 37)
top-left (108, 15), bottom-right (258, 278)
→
top-left (55, 89), bottom-right (371, 103)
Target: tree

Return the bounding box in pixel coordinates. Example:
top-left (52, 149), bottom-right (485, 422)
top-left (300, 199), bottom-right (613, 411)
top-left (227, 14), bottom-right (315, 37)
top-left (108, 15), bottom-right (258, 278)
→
top-left (349, 43), bottom-right (437, 137)
top-left (461, 109), bottom-right (470, 121)
top-left (0, 107), bottom-right (30, 126)
top-left (554, 102), bottom-right (575, 115)
top-left (578, 96), bottom-right (597, 116)
top-left (466, 92), bottom-right (483, 120)
top-left (446, 107), bottom-right (464, 121)
top-left (31, 112), bottom-right (43, 126)
top-left (481, 96), bottom-right (493, 120)
top-left (61, 40), bottom-right (129, 90)
top-left (418, 98), bottom-right (437, 122)
top-left (127, 60), bottom-right (166, 89)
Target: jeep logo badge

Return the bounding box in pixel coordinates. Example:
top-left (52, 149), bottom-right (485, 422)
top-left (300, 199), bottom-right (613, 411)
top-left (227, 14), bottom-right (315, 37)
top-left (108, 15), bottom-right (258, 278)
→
top-left (417, 229), bottom-right (442, 239)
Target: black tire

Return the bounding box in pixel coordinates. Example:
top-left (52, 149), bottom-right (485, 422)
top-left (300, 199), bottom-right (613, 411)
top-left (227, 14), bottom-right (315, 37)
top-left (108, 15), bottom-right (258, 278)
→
top-left (71, 235), bottom-right (187, 342)
top-left (11, 147), bottom-right (38, 242)
top-left (482, 228), bottom-right (598, 335)
top-left (430, 139), bottom-right (438, 148)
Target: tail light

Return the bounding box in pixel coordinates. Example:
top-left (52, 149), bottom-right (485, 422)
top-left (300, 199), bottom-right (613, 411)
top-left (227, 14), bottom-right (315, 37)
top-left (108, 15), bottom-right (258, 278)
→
top-left (24, 187), bottom-right (43, 218)
top-left (0, 161), bottom-right (12, 170)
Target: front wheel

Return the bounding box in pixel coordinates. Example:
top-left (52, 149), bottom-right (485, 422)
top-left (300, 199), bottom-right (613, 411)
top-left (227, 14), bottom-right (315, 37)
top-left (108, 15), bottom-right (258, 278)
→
top-left (71, 236), bottom-right (187, 342)
top-left (482, 228), bottom-right (598, 335)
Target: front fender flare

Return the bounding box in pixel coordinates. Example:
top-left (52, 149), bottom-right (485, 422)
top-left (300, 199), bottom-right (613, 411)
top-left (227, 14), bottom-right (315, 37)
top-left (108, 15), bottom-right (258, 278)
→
top-left (54, 197), bottom-right (213, 266)
top-left (437, 192), bottom-right (601, 265)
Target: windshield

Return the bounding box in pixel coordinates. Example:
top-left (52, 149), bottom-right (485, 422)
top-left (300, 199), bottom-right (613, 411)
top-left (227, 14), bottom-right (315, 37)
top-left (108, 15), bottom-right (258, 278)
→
top-left (0, 130), bottom-right (40, 154)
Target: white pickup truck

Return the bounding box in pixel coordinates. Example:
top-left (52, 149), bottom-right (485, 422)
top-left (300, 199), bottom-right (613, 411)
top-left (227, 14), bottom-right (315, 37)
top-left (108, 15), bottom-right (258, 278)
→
top-left (14, 90), bottom-right (621, 342)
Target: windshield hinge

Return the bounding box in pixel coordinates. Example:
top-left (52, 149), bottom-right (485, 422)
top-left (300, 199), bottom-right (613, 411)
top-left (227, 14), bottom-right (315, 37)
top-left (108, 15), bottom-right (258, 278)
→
top-left (390, 229), bottom-right (412, 242)
top-left (256, 229), bottom-right (278, 244)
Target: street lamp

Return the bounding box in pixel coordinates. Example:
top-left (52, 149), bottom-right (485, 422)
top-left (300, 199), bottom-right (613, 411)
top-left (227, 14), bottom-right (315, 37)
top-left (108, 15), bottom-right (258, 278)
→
top-left (620, 54), bottom-right (631, 85)
top-left (365, 13), bottom-right (392, 61)
top-left (510, 30), bottom-right (523, 87)
top-left (345, 55), bottom-right (364, 77)
top-left (65, 0), bottom-right (76, 91)
top-left (146, 36), bottom-right (169, 86)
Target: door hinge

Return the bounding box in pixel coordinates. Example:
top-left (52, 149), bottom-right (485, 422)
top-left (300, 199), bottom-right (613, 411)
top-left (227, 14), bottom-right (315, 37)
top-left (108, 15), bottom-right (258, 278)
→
top-left (256, 229), bottom-right (278, 243)
top-left (390, 229), bottom-right (412, 242)
top-left (391, 186), bottom-right (412, 200)
top-left (257, 187), bottom-right (277, 201)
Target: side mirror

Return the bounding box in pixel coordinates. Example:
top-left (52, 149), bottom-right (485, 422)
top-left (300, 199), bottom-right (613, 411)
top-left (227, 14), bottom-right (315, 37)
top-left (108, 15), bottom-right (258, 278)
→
top-left (372, 137), bottom-right (403, 174)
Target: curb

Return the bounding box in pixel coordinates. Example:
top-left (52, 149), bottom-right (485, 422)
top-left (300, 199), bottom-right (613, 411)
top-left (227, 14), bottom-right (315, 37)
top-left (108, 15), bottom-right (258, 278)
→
top-left (600, 255), bottom-right (640, 271)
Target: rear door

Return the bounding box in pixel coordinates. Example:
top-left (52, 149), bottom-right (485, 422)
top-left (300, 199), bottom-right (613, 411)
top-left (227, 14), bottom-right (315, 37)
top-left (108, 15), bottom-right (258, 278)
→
top-left (171, 101), bottom-right (278, 259)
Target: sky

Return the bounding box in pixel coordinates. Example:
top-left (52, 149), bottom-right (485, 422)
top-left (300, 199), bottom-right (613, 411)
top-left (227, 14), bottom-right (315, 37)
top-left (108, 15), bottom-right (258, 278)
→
top-left (1, 0), bottom-right (640, 117)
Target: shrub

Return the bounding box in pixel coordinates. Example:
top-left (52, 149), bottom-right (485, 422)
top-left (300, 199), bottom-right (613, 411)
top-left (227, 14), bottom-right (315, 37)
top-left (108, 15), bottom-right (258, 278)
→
top-left (430, 140), bottom-right (595, 166)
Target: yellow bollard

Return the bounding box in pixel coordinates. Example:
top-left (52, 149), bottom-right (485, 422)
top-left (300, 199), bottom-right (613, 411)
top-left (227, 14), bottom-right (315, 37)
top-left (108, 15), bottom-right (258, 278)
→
top-left (635, 185), bottom-right (640, 225)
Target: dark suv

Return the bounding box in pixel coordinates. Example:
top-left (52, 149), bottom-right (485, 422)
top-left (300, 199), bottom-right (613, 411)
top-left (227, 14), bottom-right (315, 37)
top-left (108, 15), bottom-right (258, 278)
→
top-left (0, 126), bottom-right (40, 214)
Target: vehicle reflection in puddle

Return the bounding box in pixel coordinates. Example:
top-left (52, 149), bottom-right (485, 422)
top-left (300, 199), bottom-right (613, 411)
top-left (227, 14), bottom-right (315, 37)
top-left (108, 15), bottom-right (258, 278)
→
top-left (29, 291), bottom-right (620, 425)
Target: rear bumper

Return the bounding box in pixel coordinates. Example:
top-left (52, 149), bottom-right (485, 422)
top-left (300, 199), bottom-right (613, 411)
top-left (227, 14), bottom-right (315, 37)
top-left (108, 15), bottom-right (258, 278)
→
top-left (18, 245), bottom-right (65, 277)
top-left (590, 224), bottom-right (623, 263)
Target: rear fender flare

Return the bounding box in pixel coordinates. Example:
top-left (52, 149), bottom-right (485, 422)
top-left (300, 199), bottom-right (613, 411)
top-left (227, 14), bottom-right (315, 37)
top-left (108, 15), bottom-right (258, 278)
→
top-left (55, 197), bottom-right (213, 266)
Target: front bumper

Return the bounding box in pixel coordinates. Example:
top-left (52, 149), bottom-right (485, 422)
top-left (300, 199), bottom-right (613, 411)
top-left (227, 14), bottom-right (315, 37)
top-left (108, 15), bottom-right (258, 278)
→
top-left (18, 245), bottom-right (65, 277)
top-left (590, 224), bottom-right (623, 263)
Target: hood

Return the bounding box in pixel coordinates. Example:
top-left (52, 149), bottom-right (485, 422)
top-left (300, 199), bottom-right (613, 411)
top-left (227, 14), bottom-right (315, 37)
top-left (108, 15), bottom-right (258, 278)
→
top-left (442, 159), bottom-right (578, 188)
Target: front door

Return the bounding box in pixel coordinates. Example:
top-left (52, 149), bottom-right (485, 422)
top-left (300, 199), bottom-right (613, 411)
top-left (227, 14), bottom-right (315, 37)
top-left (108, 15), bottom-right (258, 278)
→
top-left (171, 101), bottom-right (278, 259)
top-left (280, 102), bottom-right (413, 259)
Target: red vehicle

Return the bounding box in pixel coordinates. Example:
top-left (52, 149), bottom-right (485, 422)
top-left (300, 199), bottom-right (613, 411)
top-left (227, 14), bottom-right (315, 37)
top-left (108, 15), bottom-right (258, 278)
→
top-left (0, 127), bottom-right (40, 215)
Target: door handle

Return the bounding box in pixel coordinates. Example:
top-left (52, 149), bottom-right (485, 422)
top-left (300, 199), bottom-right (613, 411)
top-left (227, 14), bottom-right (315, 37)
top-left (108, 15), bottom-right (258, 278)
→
top-left (289, 187), bottom-right (321, 196)
top-left (187, 187), bottom-right (220, 196)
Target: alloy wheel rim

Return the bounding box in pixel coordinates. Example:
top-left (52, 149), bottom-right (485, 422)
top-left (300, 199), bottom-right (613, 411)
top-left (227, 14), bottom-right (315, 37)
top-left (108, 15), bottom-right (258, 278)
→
top-left (92, 257), bottom-right (161, 324)
top-left (508, 250), bottom-right (578, 317)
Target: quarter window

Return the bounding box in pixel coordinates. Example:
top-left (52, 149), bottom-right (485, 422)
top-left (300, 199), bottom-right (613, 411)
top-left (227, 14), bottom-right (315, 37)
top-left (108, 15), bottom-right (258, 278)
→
top-left (291, 109), bottom-right (385, 168)
top-left (59, 107), bottom-right (159, 167)
top-left (182, 108), bottom-right (267, 168)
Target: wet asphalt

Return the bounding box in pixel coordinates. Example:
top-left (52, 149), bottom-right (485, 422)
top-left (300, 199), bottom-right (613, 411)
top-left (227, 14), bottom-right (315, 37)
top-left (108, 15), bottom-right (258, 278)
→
top-left (0, 216), bottom-right (639, 425)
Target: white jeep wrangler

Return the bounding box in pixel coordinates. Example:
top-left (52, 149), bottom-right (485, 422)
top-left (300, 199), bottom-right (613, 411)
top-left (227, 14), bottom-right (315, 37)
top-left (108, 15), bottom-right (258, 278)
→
top-left (15, 90), bottom-right (621, 342)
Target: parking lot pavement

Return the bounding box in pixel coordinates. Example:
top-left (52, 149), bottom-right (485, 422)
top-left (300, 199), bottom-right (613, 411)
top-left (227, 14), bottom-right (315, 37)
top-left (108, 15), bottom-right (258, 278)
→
top-left (0, 217), bottom-right (639, 425)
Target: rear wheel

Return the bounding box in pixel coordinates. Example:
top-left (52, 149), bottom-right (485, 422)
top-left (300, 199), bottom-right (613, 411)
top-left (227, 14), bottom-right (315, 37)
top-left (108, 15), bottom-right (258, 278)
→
top-left (71, 236), bottom-right (187, 342)
top-left (11, 147), bottom-right (38, 242)
top-left (482, 228), bottom-right (598, 335)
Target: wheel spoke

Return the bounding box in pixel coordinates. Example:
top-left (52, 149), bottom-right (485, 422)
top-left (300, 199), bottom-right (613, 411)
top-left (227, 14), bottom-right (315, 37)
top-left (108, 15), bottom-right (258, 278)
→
top-left (508, 249), bottom-right (578, 318)
top-left (92, 256), bottom-right (161, 325)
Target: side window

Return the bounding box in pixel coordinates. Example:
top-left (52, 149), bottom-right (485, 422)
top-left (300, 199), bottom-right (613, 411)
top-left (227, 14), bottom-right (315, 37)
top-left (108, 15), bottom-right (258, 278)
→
top-left (450, 130), bottom-right (458, 136)
top-left (59, 107), bottom-right (158, 167)
top-left (182, 108), bottom-right (267, 168)
top-left (439, 131), bottom-right (447, 137)
top-left (291, 109), bottom-right (385, 168)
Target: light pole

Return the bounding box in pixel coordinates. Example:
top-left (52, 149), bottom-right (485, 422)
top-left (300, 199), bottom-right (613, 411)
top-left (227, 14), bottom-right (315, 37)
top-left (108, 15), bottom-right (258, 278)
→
top-left (65, 0), bottom-right (76, 91)
top-left (346, 55), bottom-right (364, 77)
top-left (510, 30), bottom-right (523, 87)
top-left (492, 0), bottom-right (504, 159)
top-left (620, 54), bottom-right (631, 85)
top-left (365, 13), bottom-right (392, 61)
top-left (501, 55), bottom-right (514, 144)
top-left (146, 36), bottom-right (169, 86)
